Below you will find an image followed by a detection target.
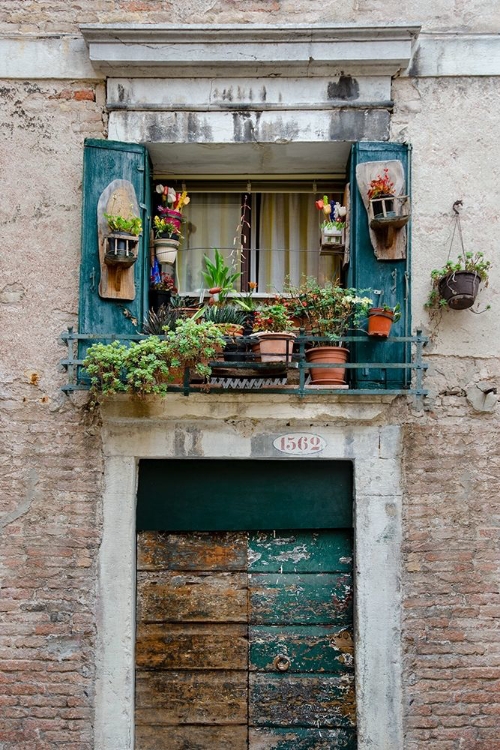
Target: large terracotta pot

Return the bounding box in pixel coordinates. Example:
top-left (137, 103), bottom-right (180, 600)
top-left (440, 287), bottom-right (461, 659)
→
top-left (306, 346), bottom-right (349, 385)
top-left (252, 332), bottom-right (296, 363)
top-left (367, 308), bottom-right (394, 338)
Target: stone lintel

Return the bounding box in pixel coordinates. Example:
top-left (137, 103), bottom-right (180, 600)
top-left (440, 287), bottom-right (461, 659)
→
top-left (80, 23), bottom-right (421, 78)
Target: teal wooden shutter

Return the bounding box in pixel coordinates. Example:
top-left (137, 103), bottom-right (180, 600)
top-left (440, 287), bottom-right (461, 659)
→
top-left (79, 139), bottom-right (151, 339)
top-left (348, 142), bottom-right (411, 390)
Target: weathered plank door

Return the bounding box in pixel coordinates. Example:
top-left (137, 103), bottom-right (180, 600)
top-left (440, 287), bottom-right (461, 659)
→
top-left (135, 459), bottom-right (355, 749)
top-left (136, 529), bottom-right (355, 749)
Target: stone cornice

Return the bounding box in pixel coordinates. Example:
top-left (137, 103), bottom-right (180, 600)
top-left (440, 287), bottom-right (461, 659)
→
top-left (79, 23), bottom-right (421, 78)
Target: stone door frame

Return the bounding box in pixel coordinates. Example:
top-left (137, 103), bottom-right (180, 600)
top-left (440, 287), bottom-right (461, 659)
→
top-left (94, 403), bottom-right (403, 750)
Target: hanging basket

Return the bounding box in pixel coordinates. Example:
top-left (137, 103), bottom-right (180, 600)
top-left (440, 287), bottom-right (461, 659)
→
top-left (155, 238), bottom-right (179, 265)
top-left (367, 308), bottom-right (394, 338)
top-left (438, 271), bottom-right (480, 310)
top-left (105, 232), bottom-right (139, 268)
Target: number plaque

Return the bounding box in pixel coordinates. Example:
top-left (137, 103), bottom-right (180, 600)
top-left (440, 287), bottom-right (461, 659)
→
top-left (273, 433), bottom-right (326, 456)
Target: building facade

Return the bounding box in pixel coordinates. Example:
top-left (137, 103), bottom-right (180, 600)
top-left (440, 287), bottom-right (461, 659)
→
top-left (1, 3), bottom-right (500, 750)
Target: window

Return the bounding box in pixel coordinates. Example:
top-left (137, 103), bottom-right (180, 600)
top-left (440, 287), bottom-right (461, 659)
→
top-left (154, 178), bottom-right (346, 295)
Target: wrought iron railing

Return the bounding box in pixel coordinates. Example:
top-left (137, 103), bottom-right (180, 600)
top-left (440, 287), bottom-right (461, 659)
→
top-left (60, 328), bottom-right (428, 398)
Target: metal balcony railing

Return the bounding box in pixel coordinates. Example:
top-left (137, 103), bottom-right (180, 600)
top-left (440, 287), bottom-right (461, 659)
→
top-left (60, 328), bottom-right (428, 399)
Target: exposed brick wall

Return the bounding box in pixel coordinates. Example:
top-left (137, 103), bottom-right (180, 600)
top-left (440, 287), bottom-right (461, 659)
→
top-left (403, 396), bottom-right (500, 749)
top-left (0, 0), bottom-right (497, 34)
top-left (0, 80), bottom-right (106, 749)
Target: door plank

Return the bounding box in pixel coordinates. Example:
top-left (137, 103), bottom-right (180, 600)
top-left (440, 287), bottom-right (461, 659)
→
top-left (136, 724), bottom-right (248, 750)
top-left (249, 625), bottom-right (354, 673)
top-left (137, 571), bottom-right (248, 622)
top-left (138, 531), bottom-right (247, 571)
top-left (249, 530), bottom-right (353, 573)
top-left (136, 670), bottom-right (248, 725)
top-left (249, 673), bottom-right (356, 728)
top-left (249, 573), bottom-right (353, 625)
top-left (136, 623), bottom-right (248, 670)
top-left (249, 727), bottom-right (356, 750)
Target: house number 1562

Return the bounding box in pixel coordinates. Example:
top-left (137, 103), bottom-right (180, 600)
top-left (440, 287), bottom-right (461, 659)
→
top-left (273, 433), bottom-right (326, 455)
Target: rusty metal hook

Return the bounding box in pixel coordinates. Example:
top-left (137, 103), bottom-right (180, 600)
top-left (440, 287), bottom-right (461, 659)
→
top-left (452, 200), bottom-right (463, 215)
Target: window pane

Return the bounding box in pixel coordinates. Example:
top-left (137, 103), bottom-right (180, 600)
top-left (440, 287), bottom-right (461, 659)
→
top-left (257, 194), bottom-right (339, 292)
top-left (177, 194), bottom-right (242, 293)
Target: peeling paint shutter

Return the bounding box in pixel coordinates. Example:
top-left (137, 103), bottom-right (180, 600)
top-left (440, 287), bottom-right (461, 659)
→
top-left (348, 142), bottom-right (411, 390)
top-left (78, 139), bottom-right (151, 338)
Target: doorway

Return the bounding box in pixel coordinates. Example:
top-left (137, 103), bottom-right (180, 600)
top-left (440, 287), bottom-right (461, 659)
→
top-left (135, 459), bottom-right (355, 749)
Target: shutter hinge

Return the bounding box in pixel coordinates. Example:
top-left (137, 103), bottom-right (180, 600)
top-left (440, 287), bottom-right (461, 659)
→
top-left (139, 203), bottom-right (148, 210)
top-left (137, 165), bottom-right (145, 172)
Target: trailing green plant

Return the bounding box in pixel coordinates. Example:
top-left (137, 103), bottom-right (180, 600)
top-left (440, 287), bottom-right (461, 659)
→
top-left (287, 278), bottom-right (372, 342)
top-left (83, 341), bottom-right (128, 402)
top-left (104, 213), bottom-right (142, 236)
top-left (253, 303), bottom-right (295, 333)
top-left (426, 252), bottom-right (491, 308)
top-left (163, 318), bottom-right (227, 379)
top-left (122, 337), bottom-right (171, 397)
top-left (202, 249), bottom-right (241, 301)
top-left (82, 337), bottom-right (173, 403)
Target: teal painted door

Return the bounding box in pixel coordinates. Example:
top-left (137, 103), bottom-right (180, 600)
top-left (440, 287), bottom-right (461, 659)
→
top-left (136, 529), bottom-right (355, 749)
top-left (348, 141), bottom-right (411, 389)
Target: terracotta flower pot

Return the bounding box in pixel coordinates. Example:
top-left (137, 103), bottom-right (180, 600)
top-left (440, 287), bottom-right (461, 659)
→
top-left (367, 308), bottom-right (394, 338)
top-left (438, 271), bottom-right (480, 310)
top-left (305, 346), bottom-right (349, 385)
top-left (252, 332), bottom-right (296, 363)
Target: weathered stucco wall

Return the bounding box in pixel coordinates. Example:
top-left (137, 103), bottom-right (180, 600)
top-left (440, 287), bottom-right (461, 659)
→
top-left (1, 9), bottom-right (500, 750)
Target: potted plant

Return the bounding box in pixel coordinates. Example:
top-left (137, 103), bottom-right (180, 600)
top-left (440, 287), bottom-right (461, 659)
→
top-left (163, 318), bottom-right (227, 380)
top-left (251, 303), bottom-right (296, 363)
top-left (153, 216), bottom-right (183, 265)
top-left (315, 197), bottom-right (347, 248)
top-left (156, 185), bottom-right (190, 234)
top-left (426, 252), bottom-right (491, 311)
top-left (201, 304), bottom-right (247, 362)
top-left (103, 212), bottom-right (142, 266)
top-left (367, 168), bottom-right (396, 217)
top-left (150, 272), bottom-right (177, 312)
top-left (202, 249), bottom-right (241, 303)
top-left (294, 278), bottom-right (372, 385)
top-left (367, 303), bottom-right (401, 338)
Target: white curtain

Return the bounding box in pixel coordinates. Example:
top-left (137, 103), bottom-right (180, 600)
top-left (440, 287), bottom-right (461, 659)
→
top-left (176, 194), bottom-right (242, 293)
top-left (257, 194), bottom-right (338, 293)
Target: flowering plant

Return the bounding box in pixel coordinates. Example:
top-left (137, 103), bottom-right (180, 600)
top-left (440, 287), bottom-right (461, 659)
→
top-left (153, 216), bottom-right (182, 239)
top-left (288, 278), bottom-right (372, 341)
top-left (155, 184), bottom-right (190, 211)
top-left (151, 272), bottom-right (177, 293)
top-left (368, 168), bottom-right (395, 199)
top-left (234, 281), bottom-right (258, 311)
top-left (315, 196), bottom-right (347, 230)
top-left (253, 303), bottom-right (295, 333)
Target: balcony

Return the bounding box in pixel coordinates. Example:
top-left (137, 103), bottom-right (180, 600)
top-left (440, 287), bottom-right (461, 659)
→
top-left (60, 329), bottom-right (428, 400)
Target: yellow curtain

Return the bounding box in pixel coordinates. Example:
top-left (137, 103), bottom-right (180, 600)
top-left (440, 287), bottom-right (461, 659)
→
top-left (177, 194), bottom-right (242, 293)
top-left (257, 194), bottom-right (339, 292)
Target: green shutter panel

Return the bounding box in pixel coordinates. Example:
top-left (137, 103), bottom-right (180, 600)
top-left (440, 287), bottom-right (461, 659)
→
top-left (79, 139), bottom-right (151, 338)
top-left (348, 142), bottom-right (411, 390)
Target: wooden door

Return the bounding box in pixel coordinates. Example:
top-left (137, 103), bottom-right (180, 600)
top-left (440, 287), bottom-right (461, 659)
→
top-left (136, 530), bottom-right (355, 749)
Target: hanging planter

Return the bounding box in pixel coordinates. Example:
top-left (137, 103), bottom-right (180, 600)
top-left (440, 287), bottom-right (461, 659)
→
top-left (104, 232), bottom-right (139, 268)
top-left (155, 237), bottom-right (180, 265)
top-left (437, 271), bottom-right (481, 310)
top-left (426, 203), bottom-right (491, 313)
top-left (367, 305), bottom-right (400, 338)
